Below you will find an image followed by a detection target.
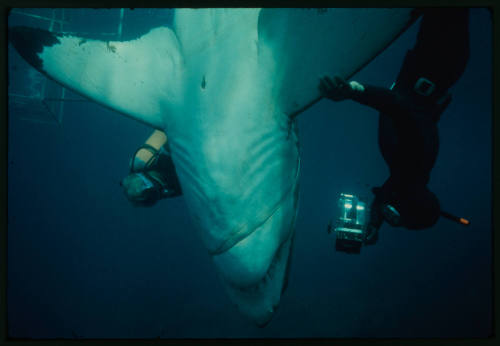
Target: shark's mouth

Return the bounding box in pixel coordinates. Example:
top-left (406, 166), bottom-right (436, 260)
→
top-left (211, 174), bottom-right (300, 326)
top-left (219, 225), bottom-right (296, 327)
top-left (231, 224), bottom-right (294, 295)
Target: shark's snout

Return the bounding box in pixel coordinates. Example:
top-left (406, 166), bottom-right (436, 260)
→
top-left (211, 181), bottom-right (298, 326)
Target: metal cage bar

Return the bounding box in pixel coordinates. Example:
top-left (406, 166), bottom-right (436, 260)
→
top-left (9, 9), bottom-right (126, 126)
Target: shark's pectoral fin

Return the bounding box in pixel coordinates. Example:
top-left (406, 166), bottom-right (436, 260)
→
top-left (9, 26), bottom-right (184, 130)
top-left (257, 8), bottom-right (418, 117)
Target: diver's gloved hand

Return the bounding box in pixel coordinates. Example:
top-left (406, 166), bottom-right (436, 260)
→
top-left (319, 75), bottom-right (364, 101)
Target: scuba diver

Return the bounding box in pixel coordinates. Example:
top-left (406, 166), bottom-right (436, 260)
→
top-left (120, 130), bottom-right (182, 206)
top-left (320, 8), bottom-right (470, 245)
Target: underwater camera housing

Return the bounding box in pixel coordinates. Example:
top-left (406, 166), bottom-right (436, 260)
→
top-left (327, 193), bottom-right (369, 254)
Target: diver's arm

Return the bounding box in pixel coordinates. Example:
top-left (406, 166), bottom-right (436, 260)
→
top-left (320, 76), bottom-right (406, 120)
top-left (350, 85), bottom-right (407, 117)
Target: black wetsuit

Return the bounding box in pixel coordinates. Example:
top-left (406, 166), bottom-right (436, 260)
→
top-left (352, 9), bottom-right (470, 231)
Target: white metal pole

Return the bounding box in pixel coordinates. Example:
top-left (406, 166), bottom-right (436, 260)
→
top-left (117, 8), bottom-right (124, 39)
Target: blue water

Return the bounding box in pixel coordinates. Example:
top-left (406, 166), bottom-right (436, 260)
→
top-left (7, 8), bottom-right (492, 338)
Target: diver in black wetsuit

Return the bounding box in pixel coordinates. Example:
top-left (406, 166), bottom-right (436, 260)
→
top-left (320, 8), bottom-right (470, 243)
top-left (120, 130), bottom-right (182, 207)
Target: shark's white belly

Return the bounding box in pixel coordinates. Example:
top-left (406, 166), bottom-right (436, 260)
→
top-left (166, 13), bottom-right (299, 282)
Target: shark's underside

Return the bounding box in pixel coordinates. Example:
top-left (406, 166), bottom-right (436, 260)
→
top-left (9, 8), bottom-right (417, 326)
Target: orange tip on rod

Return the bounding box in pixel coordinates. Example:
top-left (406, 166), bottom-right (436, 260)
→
top-left (459, 217), bottom-right (470, 226)
top-left (441, 211), bottom-right (470, 226)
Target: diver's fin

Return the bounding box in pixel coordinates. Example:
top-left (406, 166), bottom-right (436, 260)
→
top-left (257, 8), bottom-right (419, 118)
top-left (9, 26), bottom-right (183, 130)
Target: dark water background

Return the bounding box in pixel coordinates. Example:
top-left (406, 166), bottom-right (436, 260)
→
top-left (7, 8), bottom-right (492, 338)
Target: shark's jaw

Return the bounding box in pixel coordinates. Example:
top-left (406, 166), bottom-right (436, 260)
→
top-left (160, 10), bottom-right (301, 325)
top-left (169, 100), bottom-right (300, 326)
top-left (221, 232), bottom-right (295, 327)
top-left (213, 178), bottom-right (299, 327)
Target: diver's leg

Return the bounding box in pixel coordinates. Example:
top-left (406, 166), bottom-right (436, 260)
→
top-left (413, 8), bottom-right (470, 91)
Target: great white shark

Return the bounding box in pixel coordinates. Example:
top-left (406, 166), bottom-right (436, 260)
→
top-left (9, 8), bottom-right (418, 326)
